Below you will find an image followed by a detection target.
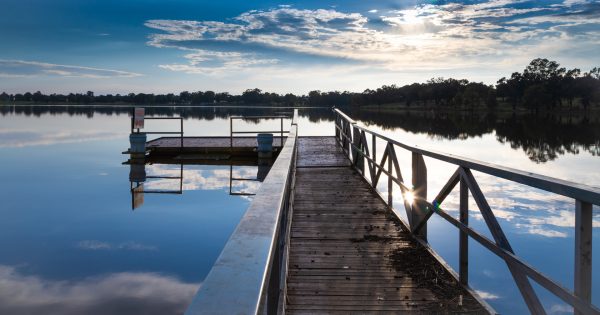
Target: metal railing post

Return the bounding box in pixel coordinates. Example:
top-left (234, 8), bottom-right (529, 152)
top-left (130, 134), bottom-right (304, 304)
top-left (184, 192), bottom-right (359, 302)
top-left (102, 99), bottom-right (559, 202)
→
top-left (230, 116), bottom-right (233, 149)
top-left (180, 117), bottom-right (184, 150)
top-left (412, 153), bottom-right (427, 241)
top-left (388, 151), bottom-right (393, 206)
top-left (575, 200), bottom-right (593, 315)
top-left (352, 125), bottom-right (364, 174)
top-left (371, 133), bottom-right (376, 185)
top-left (335, 114), bottom-right (340, 139)
top-left (460, 175), bottom-right (469, 285)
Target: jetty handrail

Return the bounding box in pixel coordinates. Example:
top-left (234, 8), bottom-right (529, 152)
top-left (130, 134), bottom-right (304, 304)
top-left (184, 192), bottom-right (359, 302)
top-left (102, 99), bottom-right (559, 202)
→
top-left (333, 108), bottom-right (599, 315)
top-left (186, 109), bottom-right (299, 315)
top-left (230, 115), bottom-right (291, 148)
top-left (131, 115), bottom-right (184, 149)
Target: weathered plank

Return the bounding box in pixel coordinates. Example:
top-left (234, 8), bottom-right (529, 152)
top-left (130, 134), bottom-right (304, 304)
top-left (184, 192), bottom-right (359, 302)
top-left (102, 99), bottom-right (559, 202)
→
top-left (285, 137), bottom-right (489, 314)
top-left (296, 137), bottom-right (351, 168)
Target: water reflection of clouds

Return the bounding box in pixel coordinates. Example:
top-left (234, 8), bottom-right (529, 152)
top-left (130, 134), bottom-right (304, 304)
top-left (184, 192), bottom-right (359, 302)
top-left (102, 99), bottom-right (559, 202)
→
top-left (438, 173), bottom-right (600, 238)
top-left (382, 160), bottom-right (597, 239)
top-left (0, 129), bottom-right (124, 148)
top-left (0, 265), bottom-right (198, 315)
top-left (474, 290), bottom-right (500, 300)
top-left (145, 165), bottom-right (260, 194)
top-left (77, 240), bottom-right (158, 251)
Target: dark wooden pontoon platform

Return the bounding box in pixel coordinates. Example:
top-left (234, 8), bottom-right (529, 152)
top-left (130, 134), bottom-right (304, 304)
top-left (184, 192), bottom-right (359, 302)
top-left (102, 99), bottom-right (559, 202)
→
top-left (146, 136), bottom-right (286, 156)
top-left (286, 137), bottom-right (488, 314)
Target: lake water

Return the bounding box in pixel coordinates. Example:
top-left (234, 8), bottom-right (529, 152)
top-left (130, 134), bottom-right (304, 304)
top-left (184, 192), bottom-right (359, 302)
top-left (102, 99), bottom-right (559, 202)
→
top-left (0, 105), bottom-right (599, 314)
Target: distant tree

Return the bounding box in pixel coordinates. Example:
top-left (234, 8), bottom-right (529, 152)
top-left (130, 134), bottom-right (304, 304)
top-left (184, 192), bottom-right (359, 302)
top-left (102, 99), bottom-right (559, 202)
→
top-left (523, 84), bottom-right (551, 112)
top-left (215, 92), bottom-right (231, 103)
top-left (0, 92), bottom-right (9, 102)
top-left (308, 90), bottom-right (322, 106)
top-left (242, 88), bottom-right (263, 104)
top-left (179, 91), bottom-right (191, 104)
top-left (562, 68), bottom-right (581, 108)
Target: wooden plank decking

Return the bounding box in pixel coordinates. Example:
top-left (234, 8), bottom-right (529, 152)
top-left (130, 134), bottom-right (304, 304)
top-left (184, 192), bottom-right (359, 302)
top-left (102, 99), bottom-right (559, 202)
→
top-left (145, 136), bottom-right (286, 156)
top-left (286, 137), bottom-right (488, 314)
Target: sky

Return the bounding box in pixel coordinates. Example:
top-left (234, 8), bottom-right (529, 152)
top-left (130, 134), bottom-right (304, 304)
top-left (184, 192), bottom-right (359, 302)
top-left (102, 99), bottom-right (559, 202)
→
top-left (0, 0), bottom-right (599, 94)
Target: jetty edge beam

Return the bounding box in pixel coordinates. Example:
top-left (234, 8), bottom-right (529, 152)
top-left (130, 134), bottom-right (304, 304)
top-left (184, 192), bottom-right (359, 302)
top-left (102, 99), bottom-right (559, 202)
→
top-left (185, 109), bottom-right (298, 314)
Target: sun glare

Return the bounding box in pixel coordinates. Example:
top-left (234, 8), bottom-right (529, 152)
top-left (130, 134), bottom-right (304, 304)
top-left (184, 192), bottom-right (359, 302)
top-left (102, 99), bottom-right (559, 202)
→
top-left (403, 191), bottom-right (415, 204)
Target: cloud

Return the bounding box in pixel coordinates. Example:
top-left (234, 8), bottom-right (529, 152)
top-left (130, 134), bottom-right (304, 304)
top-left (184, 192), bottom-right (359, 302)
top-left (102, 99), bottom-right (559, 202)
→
top-left (145, 8), bottom-right (395, 73)
top-left (0, 265), bottom-right (198, 315)
top-left (0, 60), bottom-right (141, 79)
top-left (77, 240), bottom-right (158, 251)
top-left (145, 2), bottom-right (600, 75)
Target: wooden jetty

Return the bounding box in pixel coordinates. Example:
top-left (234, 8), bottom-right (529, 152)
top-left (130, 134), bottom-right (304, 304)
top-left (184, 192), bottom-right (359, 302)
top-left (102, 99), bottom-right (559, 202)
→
top-left (177, 108), bottom-right (599, 315)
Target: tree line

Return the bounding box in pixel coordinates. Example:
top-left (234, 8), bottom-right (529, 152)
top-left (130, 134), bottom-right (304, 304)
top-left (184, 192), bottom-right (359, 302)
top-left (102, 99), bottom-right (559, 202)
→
top-left (1, 58), bottom-right (599, 110)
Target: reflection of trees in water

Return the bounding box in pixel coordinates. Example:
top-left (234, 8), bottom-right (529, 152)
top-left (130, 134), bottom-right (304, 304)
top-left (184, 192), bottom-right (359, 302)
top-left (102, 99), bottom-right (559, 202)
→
top-left (0, 105), bottom-right (298, 120)
top-left (2, 105), bottom-right (598, 163)
top-left (495, 114), bottom-right (600, 162)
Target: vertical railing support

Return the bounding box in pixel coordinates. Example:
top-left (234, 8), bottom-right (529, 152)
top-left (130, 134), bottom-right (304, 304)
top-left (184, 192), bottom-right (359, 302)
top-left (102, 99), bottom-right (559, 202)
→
top-left (335, 115), bottom-right (340, 140)
top-left (459, 176), bottom-right (469, 285)
top-left (352, 125), bottom-right (364, 174)
top-left (388, 155), bottom-right (393, 206)
top-left (371, 134), bottom-right (377, 185)
top-left (229, 116), bottom-right (233, 149)
top-left (575, 200), bottom-right (593, 315)
top-left (412, 153), bottom-right (427, 241)
top-left (180, 117), bottom-right (184, 151)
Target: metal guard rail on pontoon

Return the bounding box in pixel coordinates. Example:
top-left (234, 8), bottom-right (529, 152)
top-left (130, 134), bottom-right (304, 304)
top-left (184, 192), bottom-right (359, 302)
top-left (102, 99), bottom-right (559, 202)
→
top-left (186, 109), bottom-right (298, 315)
top-left (333, 107), bottom-right (600, 315)
top-left (130, 116), bottom-right (184, 149)
top-left (230, 115), bottom-right (290, 148)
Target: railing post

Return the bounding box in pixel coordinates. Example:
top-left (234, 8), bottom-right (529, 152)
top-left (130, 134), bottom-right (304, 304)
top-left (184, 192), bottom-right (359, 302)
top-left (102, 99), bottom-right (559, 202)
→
top-left (180, 117), bottom-right (184, 150)
top-left (459, 176), bottom-right (469, 285)
top-left (575, 200), bottom-right (592, 315)
top-left (412, 153), bottom-right (427, 241)
top-left (352, 125), bottom-right (364, 174)
top-left (334, 114), bottom-right (340, 140)
top-left (371, 133), bottom-right (376, 185)
top-left (345, 121), bottom-right (351, 155)
top-left (388, 154), bottom-right (393, 206)
top-left (229, 116), bottom-right (233, 148)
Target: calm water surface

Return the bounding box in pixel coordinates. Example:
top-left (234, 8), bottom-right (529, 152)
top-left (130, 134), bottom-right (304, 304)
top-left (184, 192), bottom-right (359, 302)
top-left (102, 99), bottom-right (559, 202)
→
top-left (0, 105), bottom-right (599, 314)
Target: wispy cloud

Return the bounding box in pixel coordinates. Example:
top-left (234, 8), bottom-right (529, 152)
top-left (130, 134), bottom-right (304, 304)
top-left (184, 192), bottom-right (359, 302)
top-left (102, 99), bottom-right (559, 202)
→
top-left (145, 1), bottom-right (600, 75)
top-left (0, 60), bottom-right (142, 79)
top-left (0, 265), bottom-right (198, 315)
